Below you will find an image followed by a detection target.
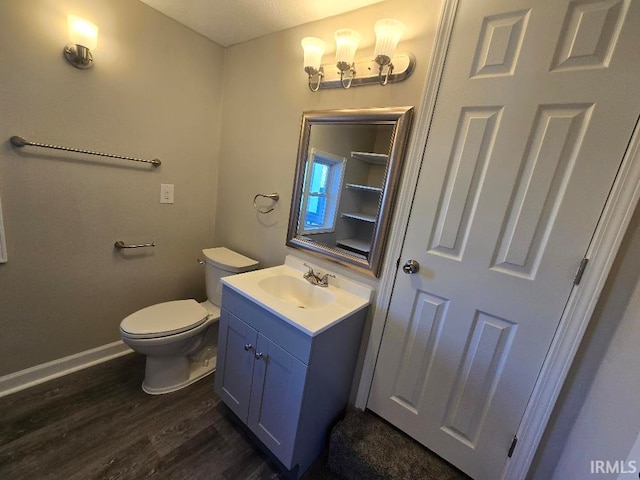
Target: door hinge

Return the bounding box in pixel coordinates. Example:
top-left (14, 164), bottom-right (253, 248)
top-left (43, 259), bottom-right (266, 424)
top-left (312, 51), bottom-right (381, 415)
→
top-left (573, 257), bottom-right (589, 285)
top-left (508, 435), bottom-right (518, 458)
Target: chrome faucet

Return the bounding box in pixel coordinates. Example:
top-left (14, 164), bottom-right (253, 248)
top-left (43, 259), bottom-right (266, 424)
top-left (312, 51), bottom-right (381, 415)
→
top-left (303, 263), bottom-right (335, 287)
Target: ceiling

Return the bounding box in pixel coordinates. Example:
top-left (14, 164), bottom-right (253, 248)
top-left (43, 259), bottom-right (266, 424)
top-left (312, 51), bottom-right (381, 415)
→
top-left (139, 0), bottom-right (386, 47)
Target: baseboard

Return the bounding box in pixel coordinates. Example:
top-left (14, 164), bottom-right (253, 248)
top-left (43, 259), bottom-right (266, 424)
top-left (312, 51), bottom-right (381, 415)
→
top-left (0, 341), bottom-right (133, 398)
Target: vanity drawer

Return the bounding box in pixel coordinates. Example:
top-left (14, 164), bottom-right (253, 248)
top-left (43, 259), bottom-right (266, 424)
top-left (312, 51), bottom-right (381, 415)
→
top-left (221, 285), bottom-right (313, 364)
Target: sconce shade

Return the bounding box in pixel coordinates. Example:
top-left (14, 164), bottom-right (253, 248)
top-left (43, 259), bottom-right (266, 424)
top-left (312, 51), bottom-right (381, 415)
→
top-left (374, 18), bottom-right (405, 62)
top-left (301, 37), bottom-right (325, 71)
top-left (334, 29), bottom-right (361, 66)
top-left (67, 15), bottom-right (98, 50)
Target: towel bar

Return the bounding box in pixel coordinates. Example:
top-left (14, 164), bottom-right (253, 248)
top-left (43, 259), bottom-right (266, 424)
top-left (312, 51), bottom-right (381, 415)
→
top-left (114, 241), bottom-right (155, 249)
top-left (10, 136), bottom-right (161, 167)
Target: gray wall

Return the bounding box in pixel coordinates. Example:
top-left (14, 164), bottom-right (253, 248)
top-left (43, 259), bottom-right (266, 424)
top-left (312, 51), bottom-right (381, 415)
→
top-left (0, 0), bottom-right (224, 376)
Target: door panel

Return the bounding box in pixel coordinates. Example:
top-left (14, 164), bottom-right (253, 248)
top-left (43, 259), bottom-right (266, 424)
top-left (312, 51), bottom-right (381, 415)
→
top-left (248, 334), bottom-right (308, 468)
top-left (441, 311), bottom-right (516, 448)
top-left (215, 310), bottom-right (257, 422)
top-left (470, 9), bottom-right (530, 78)
top-left (550, 0), bottom-right (630, 71)
top-left (429, 106), bottom-right (503, 259)
top-left (368, 0), bottom-right (639, 478)
top-left (492, 103), bottom-right (594, 278)
top-left (391, 291), bottom-right (449, 412)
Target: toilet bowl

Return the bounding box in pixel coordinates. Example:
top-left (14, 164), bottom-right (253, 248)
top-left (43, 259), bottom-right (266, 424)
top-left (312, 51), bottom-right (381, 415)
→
top-left (119, 247), bottom-right (258, 395)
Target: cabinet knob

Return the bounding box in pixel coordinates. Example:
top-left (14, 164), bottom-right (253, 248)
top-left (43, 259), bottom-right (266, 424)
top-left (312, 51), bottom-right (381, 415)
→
top-left (255, 352), bottom-right (264, 359)
top-left (244, 343), bottom-right (253, 351)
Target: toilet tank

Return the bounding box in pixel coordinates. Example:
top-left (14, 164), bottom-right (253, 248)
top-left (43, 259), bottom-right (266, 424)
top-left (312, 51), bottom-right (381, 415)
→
top-left (202, 247), bottom-right (259, 307)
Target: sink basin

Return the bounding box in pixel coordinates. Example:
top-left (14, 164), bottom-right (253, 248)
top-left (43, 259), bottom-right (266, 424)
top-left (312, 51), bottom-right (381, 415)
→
top-left (258, 274), bottom-right (336, 309)
top-left (221, 255), bottom-right (373, 336)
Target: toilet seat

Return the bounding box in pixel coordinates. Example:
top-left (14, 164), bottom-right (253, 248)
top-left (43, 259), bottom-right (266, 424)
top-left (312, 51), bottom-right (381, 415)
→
top-left (120, 299), bottom-right (209, 339)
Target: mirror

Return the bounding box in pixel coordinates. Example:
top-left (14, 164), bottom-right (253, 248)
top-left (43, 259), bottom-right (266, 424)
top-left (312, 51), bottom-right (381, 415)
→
top-left (287, 107), bottom-right (414, 276)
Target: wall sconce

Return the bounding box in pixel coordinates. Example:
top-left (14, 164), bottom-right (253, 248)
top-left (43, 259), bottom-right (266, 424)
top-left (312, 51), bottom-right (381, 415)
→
top-left (301, 37), bottom-right (326, 92)
top-left (334, 29), bottom-right (361, 89)
top-left (301, 19), bottom-right (414, 91)
top-left (64, 15), bottom-right (98, 69)
top-left (374, 19), bottom-right (405, 85)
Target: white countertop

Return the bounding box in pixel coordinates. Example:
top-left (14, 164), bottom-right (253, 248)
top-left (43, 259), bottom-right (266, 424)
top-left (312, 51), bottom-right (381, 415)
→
top-left (221, 256), bottom-right (373, 336)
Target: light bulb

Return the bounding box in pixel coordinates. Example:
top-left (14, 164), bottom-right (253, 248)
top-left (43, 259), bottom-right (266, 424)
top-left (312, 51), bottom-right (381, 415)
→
top-left (374, 18), bottom-right (405, 64)
top-left (334, 29), bottom-right (361, 69)
top-left (67, 15), bottom-right (98, 50)
top-left (301, 37), bottom-right (325, 72)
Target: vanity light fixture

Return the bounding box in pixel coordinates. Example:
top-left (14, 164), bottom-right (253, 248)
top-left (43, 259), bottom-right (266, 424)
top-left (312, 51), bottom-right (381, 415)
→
top-left (301, 19), bottom-right (414, 91)
top-left (334, 29), bottom-right (361, 89)
top-left (373, 19), bottom-right (405, 85)
top-left (301, 37), bottom-right (326, 92)
top-left (64, 15), bottom-right (98, 69)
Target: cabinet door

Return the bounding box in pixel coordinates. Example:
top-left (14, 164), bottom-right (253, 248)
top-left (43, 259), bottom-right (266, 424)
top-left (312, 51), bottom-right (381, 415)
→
top-left (216, 309), bottom-right (257, 422)
top-left (248, 333), bottom-right (308, 468)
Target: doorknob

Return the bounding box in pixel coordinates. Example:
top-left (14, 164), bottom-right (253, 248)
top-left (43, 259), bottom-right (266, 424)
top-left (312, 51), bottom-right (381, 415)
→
top-left (402, 259), bottom-right (420, 274)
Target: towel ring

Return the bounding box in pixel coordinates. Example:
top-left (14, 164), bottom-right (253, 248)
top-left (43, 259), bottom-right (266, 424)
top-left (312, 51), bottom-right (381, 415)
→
top-left (253, 193), bottom-right (279, 214)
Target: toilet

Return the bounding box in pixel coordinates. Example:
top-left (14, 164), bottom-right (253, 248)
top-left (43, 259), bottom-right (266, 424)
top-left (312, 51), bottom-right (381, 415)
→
top-left (119, 247), bottom-right (258, 395)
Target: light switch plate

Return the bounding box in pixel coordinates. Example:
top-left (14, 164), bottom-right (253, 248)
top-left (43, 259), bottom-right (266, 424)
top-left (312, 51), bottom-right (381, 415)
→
top-left (160, 183), bottom-right (174, 204)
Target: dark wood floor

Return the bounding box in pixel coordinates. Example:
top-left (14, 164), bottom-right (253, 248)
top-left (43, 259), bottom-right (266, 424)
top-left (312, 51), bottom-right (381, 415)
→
top-left (0, 353), bottom-right (338, 480)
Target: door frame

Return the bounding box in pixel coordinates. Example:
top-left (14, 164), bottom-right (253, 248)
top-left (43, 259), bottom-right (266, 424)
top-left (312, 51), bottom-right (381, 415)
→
top-left (354, 0), bottom-right (640, 477)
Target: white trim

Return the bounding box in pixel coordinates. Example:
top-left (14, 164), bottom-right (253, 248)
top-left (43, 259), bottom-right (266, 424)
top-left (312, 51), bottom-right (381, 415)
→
top-left (0, 340), bottom-right (133, 398)
top-left (354, 0), bottom-right (459, 408)
top-left (502, 119), bottom-right (640, 479)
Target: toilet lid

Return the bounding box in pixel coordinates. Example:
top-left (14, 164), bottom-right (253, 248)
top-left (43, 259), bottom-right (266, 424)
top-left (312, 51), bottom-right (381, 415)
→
top-left (120, 300), bottom-right (209, 338)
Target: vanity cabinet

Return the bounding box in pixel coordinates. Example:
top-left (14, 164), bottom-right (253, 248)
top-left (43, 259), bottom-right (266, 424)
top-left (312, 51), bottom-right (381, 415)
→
top-left (215, 285), bottom-right (367, 478)
top-left (216, 311), bottom-right (307, 465)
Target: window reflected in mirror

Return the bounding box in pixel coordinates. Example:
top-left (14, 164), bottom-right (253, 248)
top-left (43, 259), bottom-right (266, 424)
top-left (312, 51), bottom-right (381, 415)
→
top-left (301, 149), bottom-right (345, 234)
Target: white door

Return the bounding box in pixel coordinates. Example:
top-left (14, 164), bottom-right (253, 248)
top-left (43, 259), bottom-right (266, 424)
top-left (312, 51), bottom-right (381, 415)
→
top-left (368, 1), bottom-right (640, 479)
